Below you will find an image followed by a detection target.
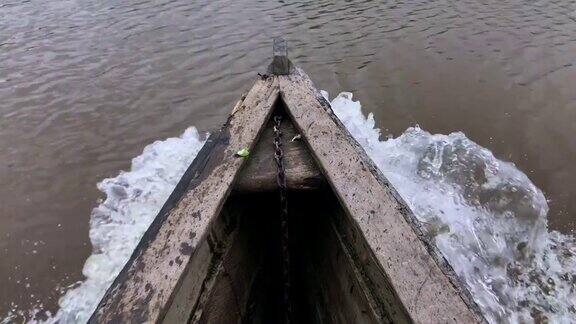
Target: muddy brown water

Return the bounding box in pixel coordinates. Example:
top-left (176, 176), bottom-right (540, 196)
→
top-left (1, 0), bottom-right (575, 320)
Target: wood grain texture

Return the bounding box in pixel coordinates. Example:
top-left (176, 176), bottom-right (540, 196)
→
top-left (268, 37), bottom-right (291, 75)
top-left (235, 117), bottom-right (324, 192)
top-left (191, 203), bottom-right (268, 324)
top-left (90, 76), bottom-right (279, 323)
top-left (300, 206), bottom-right (387, 324)
top-left (279, 68), bottom-right (484, 324)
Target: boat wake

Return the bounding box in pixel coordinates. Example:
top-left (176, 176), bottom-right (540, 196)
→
top-left (9, 128), bottom-right (208, 324)
top-left (327, 91), bottom-right (576, 323)
top-left (5, 93), bottom-right (575, 323)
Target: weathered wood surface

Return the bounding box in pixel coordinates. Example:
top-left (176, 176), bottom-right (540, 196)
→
top-left (184, 200), bottom-right (267, 323)
top-left (329, 203), bottom-right (413, 322)
top-left (235, 116), bottom-right (324, 192)
top-left (268, 37), bottom-right (291, 75)
top-left (298, 203), bottom-right (389, 323)
top-left (90, 77), bottom-right (279, 323)
top-left (161, 204), bottom-right (239, 323)
top-left (279, 68), bottom-right (484, 324)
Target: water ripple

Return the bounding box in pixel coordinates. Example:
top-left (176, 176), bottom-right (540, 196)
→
top-left (2, 0), bottom-right (576, 322)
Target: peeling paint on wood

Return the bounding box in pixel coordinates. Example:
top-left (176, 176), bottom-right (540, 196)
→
top-left (235, 116), bottom-right (324, 192)
top-left (279, 67), bottom-right (483, 324)
top-left (268, 37), bottom-right (291, 76)
top-left (89, 77), bottom-right (279, 323)
top-left (90, 55), bottom-right (484, 323)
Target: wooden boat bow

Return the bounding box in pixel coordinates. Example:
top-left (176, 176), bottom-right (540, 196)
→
top-left (90, 38), bottom-right (485, 324)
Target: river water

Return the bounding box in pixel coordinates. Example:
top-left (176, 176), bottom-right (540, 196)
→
top-left (1, 0), bottom-right (575, 322)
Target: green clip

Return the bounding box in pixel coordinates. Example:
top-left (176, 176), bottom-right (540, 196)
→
top-left (236, 148), bottom-right (250, 157)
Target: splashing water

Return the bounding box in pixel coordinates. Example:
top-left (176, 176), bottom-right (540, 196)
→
top-left (3, 93), bottom-right (575, 323)
top-left (3, 128), bottom-right (207, 324)
top-left (327, 91), bottom-right (576, 323)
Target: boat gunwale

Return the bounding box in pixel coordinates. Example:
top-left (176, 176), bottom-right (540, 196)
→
top-left (90, 38), bottom-right (485, 324)
top-left (278, 66), bottom-right (485, 323)
top-left (89, 76), bottom-right (280, 323)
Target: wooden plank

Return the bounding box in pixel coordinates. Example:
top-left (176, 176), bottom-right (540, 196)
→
top-left (161, 203), bottom-right (240, 323)
top-left (329, 203), bottom-right (413, 322)
top-left (279, 68), bottom-right (484, 324)
top-left (90, 76), bottom-right (279, 323)
top-left (191, 201), bottom-right (269, 323)
top-left (268, 37), bottom-right (291, 75)
top-left (235, 117), bottom-right (324, 192)
top-left (297, 203), bottom-right (388, 324)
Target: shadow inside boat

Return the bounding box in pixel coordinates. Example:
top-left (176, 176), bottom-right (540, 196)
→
top-left (173, 105), bottom-right (408, 324)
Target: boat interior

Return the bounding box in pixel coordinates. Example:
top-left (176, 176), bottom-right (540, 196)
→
top-left (91, 39), bottom-right (480, 324)
top-left (162, 102), bottom-right (411, 324)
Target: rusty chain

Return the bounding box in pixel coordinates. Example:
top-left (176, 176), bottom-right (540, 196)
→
top-left (273, 115), bottom-right (291, 323)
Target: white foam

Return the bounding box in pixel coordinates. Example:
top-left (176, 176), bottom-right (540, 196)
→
top-left (37, 127), bottom-right (206, 323)
top-left (327, 91), bottom-right (576, 323)
top-left (4, 92), bottom-right (575, 323)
